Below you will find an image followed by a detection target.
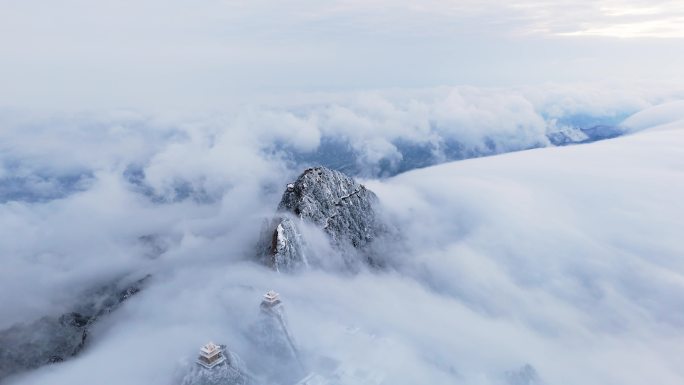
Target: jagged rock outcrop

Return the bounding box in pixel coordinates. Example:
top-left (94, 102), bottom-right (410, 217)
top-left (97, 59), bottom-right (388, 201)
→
top-left (258, 166), bottom-right (385, 271)
top-left (0, 275), bottom-right (149, 381)
top-left (179, 345), bottom-right (249, 385)
top-left (259, 216), bottom-right (307, 271)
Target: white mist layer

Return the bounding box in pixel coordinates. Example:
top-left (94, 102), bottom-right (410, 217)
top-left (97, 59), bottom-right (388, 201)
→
top-left (2, 83), bottom-right (683, 191)
top-left (1, 93), bottom-right (683, 384)
top-left (368, 123), bottom-right (684, 384)
top-left (2, 112), bottom-right (683, 385)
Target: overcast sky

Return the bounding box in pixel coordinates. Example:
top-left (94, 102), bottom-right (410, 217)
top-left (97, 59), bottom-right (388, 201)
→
top-left (1, 0), bottom-right (683, 112)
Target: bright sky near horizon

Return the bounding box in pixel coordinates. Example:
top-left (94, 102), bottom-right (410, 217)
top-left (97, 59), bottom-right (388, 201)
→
top-left (1, 0), bottom-right (683, 111)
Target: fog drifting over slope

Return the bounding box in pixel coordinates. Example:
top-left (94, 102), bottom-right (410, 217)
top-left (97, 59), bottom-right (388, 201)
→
top-left (1, 87), bottom-right (684, 384)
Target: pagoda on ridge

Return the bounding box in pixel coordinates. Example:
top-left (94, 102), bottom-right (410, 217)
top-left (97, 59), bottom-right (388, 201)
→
top-left (260, 290), bottom-right (282, 311)
top-left (246, 289), bottom-right (306, 383)
top-left (196, 342), bottom-right (227, 369)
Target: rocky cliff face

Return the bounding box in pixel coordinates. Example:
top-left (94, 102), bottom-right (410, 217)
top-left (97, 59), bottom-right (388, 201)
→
top-left (259, 216), bottom-right (307, 272)
top-left (258, 167), bottom-right (386, 272)
top-left (0, 275), bottom-right (149, 381)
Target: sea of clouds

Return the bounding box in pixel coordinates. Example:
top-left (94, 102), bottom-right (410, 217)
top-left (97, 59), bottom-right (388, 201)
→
top-left (1, 85), bottom-right (684, 384)
top-left (2, 83), bottom-right (682, 202)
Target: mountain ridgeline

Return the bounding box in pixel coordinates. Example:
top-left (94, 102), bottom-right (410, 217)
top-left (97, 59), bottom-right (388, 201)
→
top-left (0, 275), bottom-right (150, 381)
top-left (257, 167), bottom-right (390, 272)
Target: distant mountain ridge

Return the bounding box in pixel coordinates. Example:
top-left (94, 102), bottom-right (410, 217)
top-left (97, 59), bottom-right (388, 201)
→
top-left (276, 123), bottom-right (626, 178)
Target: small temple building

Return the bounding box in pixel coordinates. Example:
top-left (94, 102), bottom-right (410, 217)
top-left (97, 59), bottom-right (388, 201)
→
top-left (196, 342), bottom-right (227, 369)
top-left (260, 290), bottom-right (282, 311)
top-left (181, 342), bottom-right (249, 385)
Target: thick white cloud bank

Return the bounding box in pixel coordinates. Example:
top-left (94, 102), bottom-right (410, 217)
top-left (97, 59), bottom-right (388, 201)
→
top-left (621, 100), bottom-right (684, 132)
top-left (369, 123), bottom-right (684, 384)
top-left (1, 83), bottom-right (682, 196)
top-left (2, 94), bottom-right (684, 384)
